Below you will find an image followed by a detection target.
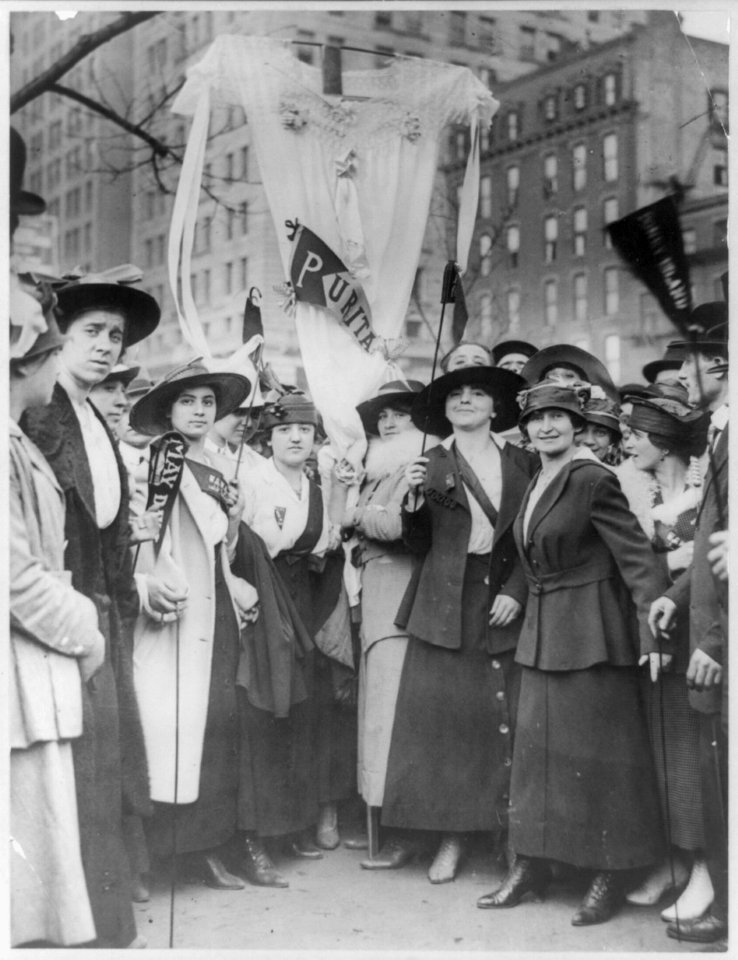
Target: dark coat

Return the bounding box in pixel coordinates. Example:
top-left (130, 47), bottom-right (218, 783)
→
top-left (513, 456), bottom-right (670, 671)
top-left (395, 439), bottom-right (538, 654)
top-left (22, 384), bottom-right (151, 813)
top-left (666, 424), bottom-right (729, 714)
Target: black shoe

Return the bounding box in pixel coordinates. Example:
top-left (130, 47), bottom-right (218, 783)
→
top-left (185, 853), bottom-right (245, 890)
top-left (571, 871), bottom-right (623, 926)
top-left (666, 913), bottom-right (728, 944)
top-left (239, 836), bottom-right (289, 888)
top-left (477, 856), bottom-right (549, 908)
top-left (344, 834), bottom-right (369, 850)
top-left (290, 830), bottom-right (324, 859)
top-left (360, 838), bottom-right (414, 870)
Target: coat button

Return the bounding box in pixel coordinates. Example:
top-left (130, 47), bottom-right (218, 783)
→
top-left (491, 659), bottom-right (501, 669)
top-left (499, 723), bottom-right (510, 735)
top-left (495, 690), bottom-right (505, 701)
top-left (504, 757), bottom-right (512, 767)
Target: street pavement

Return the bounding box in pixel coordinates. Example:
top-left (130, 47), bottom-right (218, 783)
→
top-left (132, 839), bottom-right (704, 954)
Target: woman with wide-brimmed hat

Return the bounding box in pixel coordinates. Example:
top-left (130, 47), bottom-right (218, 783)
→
top-left (380, 364), bottom-right (536, 884)
top-left (478, 381), bottom-right (669, 926)
top-left (344, 379), bottom-right (430, 869)
top-left (234, 392), bottom-right (347, 886)
top-left (129, 358), bottom-right (258, 890)
top-left (89, 361), bottom-right (140, 431)
top-left (22, 271), bottom-right (162, 948)
top-left (620, 389), bottom-right (713, 920)
top-left (578, 394), bottom-right (624, 467)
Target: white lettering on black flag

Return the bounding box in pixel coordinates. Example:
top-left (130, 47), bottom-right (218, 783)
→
top-left (287, 222), bottom-right (379, 353)
top-left (607, 195), bottom-right (692, 336)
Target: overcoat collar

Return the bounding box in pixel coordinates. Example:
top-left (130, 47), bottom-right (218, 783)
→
top-left (698, 420), bottom-right (729, 521)
top-left (516, 448), bottom-right (602, 547)
top-left (49, 383), bottom-right (98, 522)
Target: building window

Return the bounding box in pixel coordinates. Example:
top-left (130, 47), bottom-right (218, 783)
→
top-left (240, 146), bottom-right (249, 180)
top-left (507, 111), bottom-right (519, 142)
top-left (573, 83), bottom-right (587, 111)
top-left (603, 133), bottom-right (618, 181)
top-left (603, 197), bottom-right (619, 247)
top-left (543, 93), bottom-right (558, 121)
top-left (543, 153), bottom-right (558, 196)
top-left (519, 25), bottom-right (535, 59)
top-left (573, 206), bottom-right (587, 256)
top-left (507, 287), bottom-right (520, 329)
top-left (374, 10), bottom-right (392, 29)
top-left (449, 11), bottom-right (467, 46)
top-left (144, 238), bottom-right (153, 268)
top-left (604, 267), bottom-right (619, 315)
top-left (506, 165), bottom-right (519, 208)
top-left (240, 256), bottom-right (248, 289)
top-left (603, 72), bottom-right (618, 106)
top-left (480, 175), bottom-right (492, 218)
top-left (544, 278), bottom-right (558, 326)
top-left (239, 202), bottom-right (248, 235)
top-left (480, 293), bottom-right (493, 340)
top-left (640, 293), bottom-right (659, 338)
top-left (224, 261), bottom-right (233, 295)
top-left (682, 227), bottom-right (697, 255)
top-left (480, 125), bottom-right (490, 153)
top-left (456, 130), bottom-right (467, 159)
top-left (604, 333), bottom-right (621, 382)
top-left (506, 225), bottom-right (520, 268)
top-left (714, 149), bottom-right (728, 187)
top-left (713, 219), bottom-right (728, 248)
top-left (478, 66), bottom-right (496, 90)
top-left (546, 32), bottom-right (562, 62)
top-left (202, 269), bottom-right (211, 305)
top-left (479, 233), bottom-right (492, 277)
top-left (544, 215), bottom-right (558, 263)
top-left (573, 273), bottom-right (587, 322)
top-left (572, 143), bottom-right (587, 191)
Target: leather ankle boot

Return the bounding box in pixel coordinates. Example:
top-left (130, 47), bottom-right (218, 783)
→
top-left (571, 871), bottom-right (623, 926)
top-left (316, 803), bottom-right (340, 850)
top-left (477, 856), bottom-right (549, 908)
top-left (240, 835), bottom-right (289, 888)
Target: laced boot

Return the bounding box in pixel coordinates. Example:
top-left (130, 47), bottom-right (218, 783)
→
top-left (571, 871), bottom-right (624, 926)
top-left (428, 833), bottom-right (464, 884)
top-left (477, 856), bottom-right (549, 908)
top-left (239, 834), bottom-right (288, 888)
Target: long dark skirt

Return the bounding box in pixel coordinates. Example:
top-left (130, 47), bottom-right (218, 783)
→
top-left (382, 554), bottom-right (519, 832)
top-left (643, 672), bottom-right (704, 850)
top-left (314, 652), bottom-right (357, 804)
top-left (510, 664), bottom-right (664, 870)
top-left (72, 660), bottom-right (136, 948)
top-left (146, 561), bottom-right (240, 858)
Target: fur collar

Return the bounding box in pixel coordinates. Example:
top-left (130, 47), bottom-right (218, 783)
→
top-left (363, 427), bottom-right (429, 482)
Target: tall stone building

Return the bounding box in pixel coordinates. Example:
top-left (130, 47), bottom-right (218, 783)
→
top-left (13, 9), bottom-right (665, 380)
top-left (449, 11), bottom-right (728, 383)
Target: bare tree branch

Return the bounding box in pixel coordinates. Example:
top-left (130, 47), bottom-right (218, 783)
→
top-left (11, 12), bottom-right (158, 113)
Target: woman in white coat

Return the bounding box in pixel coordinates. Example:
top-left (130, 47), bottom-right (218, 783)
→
top-left (130, 359), bottom-right (258, 889)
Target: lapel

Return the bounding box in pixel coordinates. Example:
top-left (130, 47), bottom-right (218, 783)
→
top-left (522, 459), bottom-right (577, 545)
top-left (53, 385), bottom-right (98, 524)
top-left (698, 422), bottom-right (729, 521)
top-left (428, 444), bottom-right (470, 513)
top-left (494, 445), bottom-right (529, 542)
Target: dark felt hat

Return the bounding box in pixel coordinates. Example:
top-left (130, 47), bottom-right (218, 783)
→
top-left (491, 339), bottom-right (538, 366)
top-left (582, 396), bottom-right (622, 438)
top-left (642, 341), bottom-right (688, 384)
top-left (10, 127), bottom-right (46, 217)
top-left (521, 344), bottom-right (618, 402)
top-left (672, 302), bottom-right (729, 354)
top-left (356, 379), bottom-right (425, 436)
top-left (411, 366), bottom-right (525, 438)
top-left (261, 392), bottom-right (321, 431)
top-left (517, 381), bottom-right (589, 426)
top-left (97, 363), bottom-right (140, 388)
top-left (55, 281), bottom-right (161, 348)
top-left (628, 395), bottom-right (709, 449)
top-left (129, 358), bottom-right (251, 437)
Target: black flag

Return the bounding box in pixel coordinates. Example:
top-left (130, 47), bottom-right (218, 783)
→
top-left (146, 431), bottom-right (187, 556)
top-left (242, 286), bottom-right (264, 343)
top-left (451, 272), bottom-right (468, 344)
top-left (606, 195), bottom-right (692, 337)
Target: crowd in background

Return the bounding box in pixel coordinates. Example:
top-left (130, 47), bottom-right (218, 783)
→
top-left (10, 125), bottom-right (729, 950)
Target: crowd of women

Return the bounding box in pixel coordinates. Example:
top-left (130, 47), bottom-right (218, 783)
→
top-left (10, 124), bottom-right (729, 950)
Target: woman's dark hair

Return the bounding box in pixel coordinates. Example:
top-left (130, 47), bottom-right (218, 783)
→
top-left (164, 382), bottom-right (222, 423)
top-left (644, 429), bottom-right (702, 464)
top-left (439, 340), bottom-right (492, 373)
top-left (379, 398), bottom-right (414, 417)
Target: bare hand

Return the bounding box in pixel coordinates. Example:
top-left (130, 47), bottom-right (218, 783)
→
top-left (147, 576), bottom-right (188, 622)
top-left (79, 629), bottom-right (106, 682)
top-left (489, 594), bottom-right (522, 628)
top-left (686, 649), bottom-right (722, 691)
top-left (707, 531), bottom-right (729, 582)
top-left (231, 576), bottom-right (259, 626)
top-left (639, 651), bottom-right (674, 683)
top-left (404, 456), bottom-right (428, 490)
top-left (129, 508), bottom-right (163, 544)
top-left (648, 596), bottom-right (677, 636)
top-left (225, 479), bottom-right (244, 522)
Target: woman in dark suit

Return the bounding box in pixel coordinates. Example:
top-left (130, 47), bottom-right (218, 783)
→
top-left (477, 381), bottom-right (670, 926)
top-left (381, 364), bottom-right (536, 883)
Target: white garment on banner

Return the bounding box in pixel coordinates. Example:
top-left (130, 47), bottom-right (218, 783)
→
top-left (171, 36), bottom-right (498, 465)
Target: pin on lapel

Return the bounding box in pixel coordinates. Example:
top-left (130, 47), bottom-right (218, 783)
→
top-left (274, 506), bottom-right (286, 529)
top-left (445, 472), bottom-right (455, 491)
